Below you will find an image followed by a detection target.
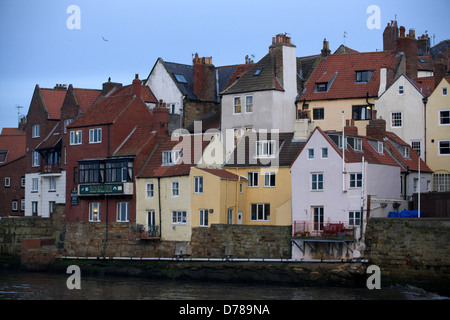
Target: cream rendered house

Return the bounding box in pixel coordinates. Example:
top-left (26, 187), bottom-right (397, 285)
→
top-left (426, 76), bottom-right (450, 191)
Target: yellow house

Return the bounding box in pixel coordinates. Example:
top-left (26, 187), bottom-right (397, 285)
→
top-left (135, 135), bottom-right (209, 241)
top-left (223, 131), bottom-right (305, 226)
top-left (426, 76), bottom-right (450, 191)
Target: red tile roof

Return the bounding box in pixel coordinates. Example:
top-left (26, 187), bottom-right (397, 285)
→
top-left (300, 51), bottom-right (400, 101)
top-left (197, 167), bottom-right (247, 181)
top-left (0, 130), bottom-right (26, 165)
top-left (137, 137), bottom-right (210, 178)
top-left (40, 88), bottom-right (67, 119)
top-left (1, 128), bottom-right (25, 136)
top-left (36, 123), bottom-right (61, 150)
top-left (107, 84), bottom-right (158, 103)
top-left (73, 88), bottom-right (102, 113)
top-left (114, 126), bottom-right (156, 157)
top-left (413, 77), bottom-right (435, 96)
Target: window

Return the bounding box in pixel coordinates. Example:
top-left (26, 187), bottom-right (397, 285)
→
top-left (174, 74), bottom-right (187, 83)
top-left (439, 140), bottom-right (450, 155)
top-left (316, 83), bottom-right (327, 92)
top-left (12, 200), bottom-right (18, 211)
top-left (254, 68), bottom-right (263, 76)
top-left (391, 112), bottom-right (402, 128)
top-left (89, 202), bottom-right (100, 222)
top-left (117, 202), bottom-right (129, 222)
top-left (352, 105), bottom-right (372, 120)
top-left (172, 211), bottom-right (186, 224)
top-left (353, 138), bottom-right (363, 151)
top-left (349, 211), bottom-right (361, 226)
top-left (70, 130), bottom-right (82, 145)
top-left (308, 148), bottom-right (314, 159)
top-left (32, 151), bottom-right (40, 167)
top-left (250, 203), bottom-right (270, 221)
top-left (439, 110), bottom-right (450, 125)
top-left (32, 124), bottom-right (40, 138)
top-left (49, 201), bottom-right (55, 217)
top-left (146, 182), bottom-right (154, 198)
top-left (377, 141), bottom-right (384, 154)
top-left (403, 146), bottom-right (410, 158)
top-left (0, 150), bottom-right (7, 163)
top-left (245, 96), bottom-right (253, 113)
top-left (433, 173), bottom-right (450, 192)
top-left (240, 182), bottom-right (243, 193)
top-left (79, 160), bottom-right (133, 183)
top-left (21, 198), bottom-right (25, 211)
top-left (4, 177), bottom-right (10, 187)
top-left (233, 97), bottom-right (241, 114)
top-left (313, 108), bottom-right (324, 120)
top-left (162, 150), bottom-right (181, 165)
top-left (355, 70), bottom-right (373, 83)
top-left (338, 136), bottom-right (347, 149)
top-left (322, 147), bottom-right (328, 158)
top-left (227, 209), bottom-right (233, 224)
top-left (194, 176), bottom-right (203, 194)
top-left (21, 177), bottom-right (25, 188)
top-left (49, 177), bottom-right (56, 191)
top-left (247, 172), bottom-right (259, 187)
top-left (32, 178), bottom-right (39, 192)
top-left (313, 207), bottom-right (324, 231)
top-left (89, 128), bottom-right (102, 144)
top-left (256, 140), bottom-right (275, 158)
top-left (411, 141), bottom-right (421, 157)
top-left (443, 88), bottom-right (447, 96)
top-left (312, 173), bottom-right (324, 191)
top-left (32, 201), bottom-right (38, 216)
top-left (398, 85), bottom-right (404, 95)
top-left (234, 128), bottom-right (243, 147)
top-left (172, 181), bottom-right (179, 197)
top-left (199, 209), bottom-right (208, 227)
top-left (264, 172), bottom-right (276, 187)
top-left (350, 173), bottom-right (363, 188)
top-left (64, 119), bottom-right (73, 133)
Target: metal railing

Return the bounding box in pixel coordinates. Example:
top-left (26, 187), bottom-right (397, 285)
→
top-left (293, 221), bottom-right (355, 238)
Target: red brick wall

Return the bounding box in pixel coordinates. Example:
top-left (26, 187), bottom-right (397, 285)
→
top-left (0, 156), bottom-right (26, 216)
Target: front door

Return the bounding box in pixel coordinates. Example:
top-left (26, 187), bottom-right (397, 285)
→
top-left (147, 210), bottom-right (157, 236)
top-left (313, 206), bottom-right (324, 235)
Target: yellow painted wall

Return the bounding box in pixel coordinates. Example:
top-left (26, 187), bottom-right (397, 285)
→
top-left (225, 167), bottom-right (292, 226)
top-left (426, 78), bottom-right (450, 173)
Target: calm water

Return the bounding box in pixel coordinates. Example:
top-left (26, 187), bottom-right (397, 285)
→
top-left (0, 270), bottom-right (448, 301)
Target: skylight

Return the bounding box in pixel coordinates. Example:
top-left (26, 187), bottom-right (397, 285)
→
top-left (174, 74), bottom-right (187, 83)
top-left (254, 68), bottom-right (263, 76)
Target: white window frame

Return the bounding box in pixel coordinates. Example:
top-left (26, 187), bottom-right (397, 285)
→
top-left (12, 200), bottom-right (18, 211)
top-left (443, 88), bottom-right (448, 96)
top-left (162, 150), bottom-right (181, 165)
top-left (438, 140), bottom-right (450, 156)
top-left (70, 130), bottom-right (82, 145)
top-left (264, 172), bottom-right (276, 187)
top-left (391, 112), bottom-right (403, 128)
top-left (194, 176), bottom-right (203, 194)
top-left (5, 177), bottom-right (10, 187)
top-left (411, 141), bottom-right (421, 157)
top-left (349, 173), bottom-right (363, 188)
top-left (321, 147), bottom-right (328, 158)
top-left (49, 177), bottom-right (56, 191)
top-left (398, 85), bottom-right (404, 95)
top-left (403, 146), bottom-right (410, 158)
top-left (21, 198), bottom-right (25, 211)
top-left (247, 172), bottom-right (259, 187)
top-left (32, 124), bottom-right (40, 138)
top-left (32, 201), bottom-right (38, 216)
top-left (354, 138), bottom-right (362, 151)
top-left (439, 109), bottom-right (450, 126)
top-left (32, 178), bottom-right (39, 192)
top-left (308, 148), bottom-right (314, 159)
top-left (89, 128), bottom-right (102, 144)
top-left (32, 151), bottom-right (40, 167)
top-left (245, 95), bottom-right (253, 113)
top-left (21, 177), bottom-right (25, 188)
top-left (172, 180), bottom-right (179, 197)
top-left (64, 119), bottom-right (73, 133)
top-left (377, 141), bottom-right (384, 154)
top-left (89, 202), bottom-right (101, 222)
top-left (311, 172), bottom-right (324, 191)
top-left (199, 209), bottom-right (208, 227)
top-left (250, 203), bottom-right (270, 221)
top-left (233, 96), bottom-right (242, 114)
top-left (172, 211), bottom-right (187, 225)
top-left (256, 140), bottom-right (275, 158)
top-left (117, 202), bottom-right (129, 222)
top-left (349, 211), bottom-right (361, 226)
top-left (146, 182), bottom-right (154, 198)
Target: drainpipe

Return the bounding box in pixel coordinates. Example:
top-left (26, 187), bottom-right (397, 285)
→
top-left (422, 97), bottom-right (428, 163)
top-left (342, 111), bottom-right (346, 192)
top-left (158, 177), bottom-right (162, 238)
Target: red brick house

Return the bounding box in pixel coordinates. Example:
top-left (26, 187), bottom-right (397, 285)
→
top-left (65, 74), bottom-right (165, 223)
top-left (0, 127), bottom-right (26, 216)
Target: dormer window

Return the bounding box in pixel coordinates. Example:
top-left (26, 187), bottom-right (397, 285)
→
top-left (377, 141), bottom-right (384, 154)
top-left (403, 146), bottom-right (410, 158)
top-left (316, 82), bottom-right (327, 92)
top-left (355, 70), bottom-right (373, 83)
top-left (256, 140), bottom-right (276, 158)
top-left (162, 150), bottom-right (181, 165)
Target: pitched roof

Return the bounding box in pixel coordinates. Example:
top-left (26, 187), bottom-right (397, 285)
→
top-left (36, 122), bottom-right (61, 151)
top-left (0, 129), bottom-right (26, 165)
top-left (414, 76), bottom-right (436, 96)
top-left (197, 167), bottom-right (247, 181)
top-left (68, 94), bottom-right (136, 128)
top-left (1, 128), bottom-right (25, 136)
top-left (224, 132), bottom-right (305, 168)
top-left (137, 136), bottom-right (210, 178)
top-left (221, 53), bottom-right (285, 95)
top-left (73, 88), bottom-right (102, 113)
top-left (40, 88), bottom-right (67, 119)
top-left (113, 126), bottom-right (156, 157)
top-left (299, 50), bottom-right (400, 101)
top-left (106, 84), bottom-right (158, 103)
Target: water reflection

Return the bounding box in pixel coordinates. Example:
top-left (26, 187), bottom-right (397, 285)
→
top-left (0, 270), bottom-right (447, 300)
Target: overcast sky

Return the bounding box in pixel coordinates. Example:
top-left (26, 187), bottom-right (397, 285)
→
top-left (0, 0), bottom-right (449, 130)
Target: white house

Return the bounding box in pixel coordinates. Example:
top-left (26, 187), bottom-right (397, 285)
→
top-left (290, 123), bottom-right (405, 260)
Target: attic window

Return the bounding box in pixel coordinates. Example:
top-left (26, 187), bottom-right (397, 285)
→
top-left (162, 150), bottom-right (181, 165)
top-left (174, 74), bottom-right (187, 83)
top-left (403, 146), bottom-right (410, 158)
top-left (355, 70), bottom-right (373, 83)
top-left (254, 68), bottom-right (263, 76)
top-left (0, 150), bottom-right (8, 163)
top-left (419, 59), bottom-right (426, 64)
top-left (316, 82), bottom-right (328, 92)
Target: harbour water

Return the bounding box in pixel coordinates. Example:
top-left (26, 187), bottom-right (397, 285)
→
top-left (0, 269), bottom-right (448, 300)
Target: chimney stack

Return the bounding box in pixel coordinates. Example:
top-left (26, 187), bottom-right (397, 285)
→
top-left (366, 117), bottom-right (386, 140)
top-left (345, 119), bottom-right (358, 136)
top-left (383, 20), bottom-right (398, 51)
top-left (132, 74), bottom-right (141, 97)
top-left (434, 60), bottom-right (447, 88)
top-left (102, 77), bottom-right (122, 95)
top-left (396, 27), bottom-right (418, 80)
top-left (193, 53), bottom-right (215, 102)
top-left (153, 100), bottom-right (169, 138)
top-left (321, 38), bottom-right (331, 58)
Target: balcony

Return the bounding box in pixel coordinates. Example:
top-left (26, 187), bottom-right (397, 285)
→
top-left (128, 225), bottom-right (160, 240)
top-left (293, 221), bottom-right (356, 239)
top-left (40, 163), bottom-right (62, 175)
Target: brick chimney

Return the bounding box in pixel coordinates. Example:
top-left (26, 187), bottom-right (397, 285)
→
top-left (345, 119), bottom-right (358, 136)
top-left (102, 77), bottom-right (122, 95)
top-left (434, 59), bottom-right (447, 88)
top-left (396, 27), bottom-right (418, 80)
top-left (269, 33), bottom-right (297, 90)
top-left (383, 20), bottom-right (398, 51)
top-left (321, 38), bottom-right (331, 58)
top-left (193, 53), bottom-right (215, 102)
top-left (417, 34), bottom-right (431, 55)
top-left (152, 100), bottom-right (169, 137)
top-left (132, 74), bottom-right (141, 97)
top-left (366, 118), bottom-right (386, 140)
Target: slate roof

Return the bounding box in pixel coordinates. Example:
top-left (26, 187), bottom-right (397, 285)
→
top-left (137, 136), bottom-right (210, 178)
top-left (224, 132), bottom-right (306, 168)
top-left (299, 50), bottom-right (400, 101)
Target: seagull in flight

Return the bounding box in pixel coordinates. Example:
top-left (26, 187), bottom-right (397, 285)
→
top-left (102, 36), bottom-right (109, 41)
